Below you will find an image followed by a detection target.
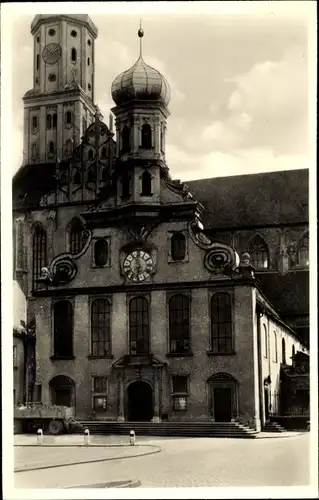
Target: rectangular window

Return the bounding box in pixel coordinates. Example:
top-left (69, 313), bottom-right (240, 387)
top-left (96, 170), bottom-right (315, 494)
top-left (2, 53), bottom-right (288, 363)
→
top-left (35, 384), bottom-right (42, 403)
top-left (172, 375), bottom-right (188, 394)
top-left (171, 376), bottom-right (188, 411)
top-left (211, 293), bottom-right (233, 354)
top-left (13, 389), bottom-right (16, 406)
top-left (173, 396), bottom-right (187, 411)
top-left (92, 376), bottom-right (108, 412)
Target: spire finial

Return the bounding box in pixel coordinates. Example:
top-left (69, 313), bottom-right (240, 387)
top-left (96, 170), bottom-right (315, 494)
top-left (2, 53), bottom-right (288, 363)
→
top-left (138, 19), bottom-right (144, 58)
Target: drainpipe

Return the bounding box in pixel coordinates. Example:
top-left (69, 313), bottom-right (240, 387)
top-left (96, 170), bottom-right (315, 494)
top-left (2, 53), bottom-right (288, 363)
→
top-left (256, 306), bottom-right (264, 429)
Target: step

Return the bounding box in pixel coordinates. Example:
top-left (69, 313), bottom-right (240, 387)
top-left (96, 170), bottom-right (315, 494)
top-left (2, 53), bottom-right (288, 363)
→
top-left (77, 421), bottom-right (257, 438)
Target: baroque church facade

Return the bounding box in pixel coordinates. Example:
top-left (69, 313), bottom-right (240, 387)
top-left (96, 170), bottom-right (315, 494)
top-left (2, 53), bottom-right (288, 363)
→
top-left (13, 15), bottom-right (309, 431)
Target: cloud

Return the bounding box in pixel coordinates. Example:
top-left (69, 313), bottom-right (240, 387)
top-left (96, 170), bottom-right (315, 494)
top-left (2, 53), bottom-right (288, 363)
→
top-left (166, 144), bottom-right (308, 182)
top-left (199, 45), bottom-right (308, 158)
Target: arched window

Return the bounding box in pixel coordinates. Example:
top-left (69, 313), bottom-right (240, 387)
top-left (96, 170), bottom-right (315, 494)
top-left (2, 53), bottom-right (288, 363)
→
top-left (70, 219), bottom-right (84, 254)
top-left (169, 294), bottom-right (190, 354)
top-left (121, 126), bottom-right (130, 153)
top-left (65, 139), bottom-right (73, 157)
top-left (141, 170), bottom-right (152, 196)
top-left (53, 300), bottom-right (73, 358)
top-left (249, 235), bottom-right (269, 269)
top-left (298, 234), bottom-right (309, 267)
top-left (211, 292), bottom-right (233, 353)
top-left (292, 345), bottom-right (295, 357)
top-left (46, 114), bottom-right (52, 130)
top-left (121, 171), bottom-right (131, 198)
top-left (65, 111), bottom-right (72, 125)
top-left (88, 149), bottom-right (94, 161)
top-left (32, 227), bottom-right (46, 287)
top-left (160, 122), bottom-right (164, 151)
top-left (31, 143), bottom-right (38, 160)
top-left (91, 299), bottom-right (111, 356)
top-left (32, 116), bottom-right (38, 132)
top-left (82, 117), bottom-right (87, 135)
top-left (71, 47), bottom-right (77, 63)
top-left (73, 170), bottom-right (81, 184)
top-left (141, 124), bottom-right (152, 149)
top-left (48, 141), bottom-right (55, 155)
top-left (52, 113), bottom-right (57, 129)
top-left (263, 325), bottom-right (268, 358)
top-left (88, 167), bottom-right (96, 183)
top-left (282, 338), bottom-right (286, 364)
top-left (273, 331), bottom-right (278, 362)
top-left (129, 297), bottom-right (150, 354)
top-left (101, 167), bottom-right (108, 182)
top-left (171, 232), bottom-right (186, 261)
top-left (94, 239), bottom-right (108, 267)
top-left (101, 146), bottom-right (107, 158)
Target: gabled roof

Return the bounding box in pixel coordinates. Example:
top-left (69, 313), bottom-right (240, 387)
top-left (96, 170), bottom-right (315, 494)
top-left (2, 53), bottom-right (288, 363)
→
top-left (257, 270), bottom-right (309, 316)
top-left (187, 169), bottom-right (309, 229)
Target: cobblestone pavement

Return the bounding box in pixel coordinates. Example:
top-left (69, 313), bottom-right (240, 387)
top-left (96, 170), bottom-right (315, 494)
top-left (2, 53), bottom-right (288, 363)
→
top-left (14, 433), bottom-right (310, 489)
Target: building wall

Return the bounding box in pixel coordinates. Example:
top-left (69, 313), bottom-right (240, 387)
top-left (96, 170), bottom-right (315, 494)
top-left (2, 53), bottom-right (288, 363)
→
top-left (258, 310), bottom-right (305, 424)
top-left (13, 335), bottom-right (25, 405)
top-left (33, 284), bottom-right (269, 426)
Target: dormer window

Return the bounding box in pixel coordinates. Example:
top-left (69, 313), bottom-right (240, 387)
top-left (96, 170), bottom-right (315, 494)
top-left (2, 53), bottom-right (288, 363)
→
top-left (141, 124), bottom-right (152, 149)
top-left (141, 170), bottom-right (152, 196)
top-left (121, 126), bottom-right (130, 153)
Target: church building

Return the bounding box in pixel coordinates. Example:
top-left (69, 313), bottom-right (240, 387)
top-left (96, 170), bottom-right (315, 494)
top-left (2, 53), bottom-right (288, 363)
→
top-left (13, 15), bottom-right (309, 433)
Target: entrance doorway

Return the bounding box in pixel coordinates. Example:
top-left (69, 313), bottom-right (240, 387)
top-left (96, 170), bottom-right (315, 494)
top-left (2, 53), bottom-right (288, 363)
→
top-left (127, 381), bottom-right (153, 421)
top-left (264, 388), bottom-right (269, 421)
top-left (49, 375), bottom-right (74, 407)
top-left (214, 387), bottom-right (232, 422)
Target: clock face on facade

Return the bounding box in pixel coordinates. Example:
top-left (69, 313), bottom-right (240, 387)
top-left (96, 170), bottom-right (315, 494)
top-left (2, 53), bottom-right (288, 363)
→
top-left (42, 43), bottom-right (62, 64)
top-left (123, 250), bottom-right (154, 282)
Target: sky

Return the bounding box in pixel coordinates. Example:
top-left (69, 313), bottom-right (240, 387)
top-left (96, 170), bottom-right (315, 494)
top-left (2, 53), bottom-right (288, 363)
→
top-left (3, 2), bottom-right (315, 181)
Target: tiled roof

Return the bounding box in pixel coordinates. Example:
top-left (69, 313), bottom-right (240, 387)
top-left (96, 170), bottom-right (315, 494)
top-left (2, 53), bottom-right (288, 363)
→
top-left (187, 169), bottom-right (309, 229)
top-left (256, 270), bottom-right (309, 316)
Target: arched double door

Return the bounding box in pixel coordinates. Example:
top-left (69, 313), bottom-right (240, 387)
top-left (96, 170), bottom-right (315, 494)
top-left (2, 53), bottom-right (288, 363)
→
top-left (49, 375), bottom-right (75, 407)
top-left (126, 380), bottom-right (154, 421)
top-left (208, 373), bottom-right (238, 422)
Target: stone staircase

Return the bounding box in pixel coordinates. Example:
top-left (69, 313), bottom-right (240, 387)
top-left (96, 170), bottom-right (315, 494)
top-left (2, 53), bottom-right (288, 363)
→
top-left (77, 420), bottom-right (258, 438)
top-left (263, 420), bottom-right (287, 433)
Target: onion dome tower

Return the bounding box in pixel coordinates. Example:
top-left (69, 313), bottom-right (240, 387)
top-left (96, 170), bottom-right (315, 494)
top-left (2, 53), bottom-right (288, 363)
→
top-left (110, 24), bottom-right (170, 206)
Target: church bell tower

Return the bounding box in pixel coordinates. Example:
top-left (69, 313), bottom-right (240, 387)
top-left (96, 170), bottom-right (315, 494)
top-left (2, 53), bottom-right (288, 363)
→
top-left (23, 15), bottom-right (98, 165)
top-left (110, 26), bottom-right (170, 206)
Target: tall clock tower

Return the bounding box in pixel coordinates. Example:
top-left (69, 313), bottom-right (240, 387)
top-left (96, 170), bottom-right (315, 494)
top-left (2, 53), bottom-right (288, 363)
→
top-left (22, 15), bottom-right (98, 165)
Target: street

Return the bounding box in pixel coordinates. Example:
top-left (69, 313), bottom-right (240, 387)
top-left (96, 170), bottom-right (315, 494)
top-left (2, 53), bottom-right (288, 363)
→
top-left (14, 433), bottom-right (311, 489)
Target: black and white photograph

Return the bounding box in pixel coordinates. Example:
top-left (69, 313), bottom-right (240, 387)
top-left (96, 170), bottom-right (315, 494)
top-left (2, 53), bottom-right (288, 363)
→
top-left (1, 1), bottom-right (317, 497)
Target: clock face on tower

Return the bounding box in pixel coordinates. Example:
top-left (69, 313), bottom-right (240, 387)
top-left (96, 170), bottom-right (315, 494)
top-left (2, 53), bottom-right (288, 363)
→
top-left (42, 43), bottom-right (62, 64)
top-left (123, 250), bottom-right (154, 282)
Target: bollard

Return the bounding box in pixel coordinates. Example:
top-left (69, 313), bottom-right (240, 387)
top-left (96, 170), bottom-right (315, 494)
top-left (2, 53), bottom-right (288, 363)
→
top-left (84, 428), bottom-right (90, 446)
top-left (37, 428), bottom-right (43, 446)
top-left (129, 430), bottom-right (135, 446)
